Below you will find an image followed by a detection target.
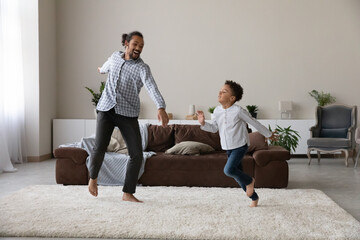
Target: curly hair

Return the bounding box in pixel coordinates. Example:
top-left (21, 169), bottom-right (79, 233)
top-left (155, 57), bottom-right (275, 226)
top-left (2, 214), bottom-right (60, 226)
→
top-left (121, 31), bottom-right (143, 46)
top-left (225, 80), bottom-right (243, 102)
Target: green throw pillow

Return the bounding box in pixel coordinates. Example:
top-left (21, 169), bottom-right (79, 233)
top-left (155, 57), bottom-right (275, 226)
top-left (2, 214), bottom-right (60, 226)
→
top-left (165, 141), bottom-right (215, 155)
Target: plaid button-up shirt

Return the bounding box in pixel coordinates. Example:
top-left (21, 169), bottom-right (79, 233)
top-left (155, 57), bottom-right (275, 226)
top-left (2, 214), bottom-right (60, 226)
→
top-left (96, 51), bottom-right (166, 117)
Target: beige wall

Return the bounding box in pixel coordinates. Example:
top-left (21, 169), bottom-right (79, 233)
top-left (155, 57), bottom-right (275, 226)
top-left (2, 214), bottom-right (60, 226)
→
top-left (20, 0), bottom-right (56, 159)
top-left (39, 0), bottom-right (56, 157)
top-left (55, 0), bottom-right (360, 121)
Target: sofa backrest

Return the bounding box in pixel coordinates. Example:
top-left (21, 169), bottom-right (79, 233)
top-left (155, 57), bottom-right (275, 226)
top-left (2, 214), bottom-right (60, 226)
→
top-left (146, 124), bottom-right (266, 153)
top-left (247, 132), bottom-right (269, 153)
top-left (174, 124), bottom-right (222, 151)
top-left (146, 124), bottom-right (175, 152)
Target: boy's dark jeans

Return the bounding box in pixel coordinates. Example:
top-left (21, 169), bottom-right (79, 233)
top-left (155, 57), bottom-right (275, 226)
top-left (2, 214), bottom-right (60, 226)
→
top-left (225, 145), bottom-right (259, 201)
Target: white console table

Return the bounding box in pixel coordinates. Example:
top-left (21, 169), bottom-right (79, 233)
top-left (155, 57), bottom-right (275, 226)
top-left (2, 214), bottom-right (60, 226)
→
top-left (53, 119), bottom-right (315, 154)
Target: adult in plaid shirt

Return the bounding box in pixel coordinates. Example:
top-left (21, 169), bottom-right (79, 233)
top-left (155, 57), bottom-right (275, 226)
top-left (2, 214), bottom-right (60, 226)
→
top-left (88, 31), bottom-right (169, 202)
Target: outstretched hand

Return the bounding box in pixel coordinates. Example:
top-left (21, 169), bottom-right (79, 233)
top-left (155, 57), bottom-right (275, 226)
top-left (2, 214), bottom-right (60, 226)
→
top-left (196, 110), bottom-right (205, 126)
top-left (267, 131), bottom-right (279, 142)
top-left (158, 108), bottom-right (169, 127)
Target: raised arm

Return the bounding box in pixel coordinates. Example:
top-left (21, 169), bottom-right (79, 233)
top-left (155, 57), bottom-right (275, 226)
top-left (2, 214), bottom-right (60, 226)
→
top-left (240, 108), bottom-right (272, 138)
top-left (197, 110), bottom-right (206, 126)
top-left (98, 57), bottom-right (111, 74)
top-left (198, 110), bottom-right (219, 133)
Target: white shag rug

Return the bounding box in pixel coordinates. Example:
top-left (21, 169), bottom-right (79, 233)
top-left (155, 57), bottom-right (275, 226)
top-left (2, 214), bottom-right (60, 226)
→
top-left (0, 185), bottom-right (359, 240)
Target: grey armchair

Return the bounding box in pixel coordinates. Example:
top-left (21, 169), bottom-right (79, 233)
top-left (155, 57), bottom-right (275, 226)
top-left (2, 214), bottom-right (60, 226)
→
top-left (307, 104), bottom-right (357, 167)
top-left (355, 127), bottom-right (360, 168)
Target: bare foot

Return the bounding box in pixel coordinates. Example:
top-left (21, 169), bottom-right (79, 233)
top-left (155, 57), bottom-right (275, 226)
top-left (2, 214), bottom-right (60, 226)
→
top-left (249, 198), bottom-right (259, 208)
top-left (122, 192), bottom-right (143, 203)
top-left (88, 178), bottom-right (98, 197)
top-left (246, 178), bottom-right (255, 197)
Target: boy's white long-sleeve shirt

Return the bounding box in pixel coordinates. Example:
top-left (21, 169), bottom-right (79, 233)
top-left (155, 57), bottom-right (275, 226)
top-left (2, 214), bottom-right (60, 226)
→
top-left (201, 104), bottom-right (272, 150)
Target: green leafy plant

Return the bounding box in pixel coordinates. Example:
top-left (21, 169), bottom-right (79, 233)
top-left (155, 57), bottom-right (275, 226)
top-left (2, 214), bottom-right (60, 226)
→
top-left (85, 81), bottom-right (105, 107)
top-left (268, 125), bottom-right (300, 153)
top-left (308, 90), bottom-right (336, 106)
top-left (246, 105), bottom-right (258, 118)
top-left (246, 105), bottom-right (258, 113)
top-left (208, 106), bottom-right (216, 114)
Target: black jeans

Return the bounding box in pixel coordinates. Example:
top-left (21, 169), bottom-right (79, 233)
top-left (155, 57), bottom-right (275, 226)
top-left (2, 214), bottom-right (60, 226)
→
top-left (88, 108), bottom-right (143, 194)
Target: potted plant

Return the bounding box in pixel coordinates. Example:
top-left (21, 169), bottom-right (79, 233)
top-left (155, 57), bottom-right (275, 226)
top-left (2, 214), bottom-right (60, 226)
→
top-left (246, 105), bottom-right (258, 118)
top-left (85, 81), bottom-right (105, 117)
top-left (308, 90), bottom-right (336, 106)
top-left (208, 106), bottom-right (216, 119)
top-left (268, 125), bottom-right (300, 153)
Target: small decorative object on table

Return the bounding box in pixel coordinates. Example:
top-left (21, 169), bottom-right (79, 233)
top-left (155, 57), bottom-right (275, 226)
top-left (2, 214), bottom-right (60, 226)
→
top-left (186, 104), bottom-right (197, 120)
top-left (208, 106), bottom-right (216, 119)
top-left (279, 101), bottom-right (292, 119)
top-left (185, 114), bottom-right (198, 120)
top-left (85, 81), bottom-right (105, 118)
top-left (189, 104), bottom-right (195, 115)
top-left (246, 105), bottom-right (258, 118)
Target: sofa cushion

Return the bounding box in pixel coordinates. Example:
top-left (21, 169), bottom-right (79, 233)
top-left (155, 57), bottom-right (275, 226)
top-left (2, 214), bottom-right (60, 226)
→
top-left (307, 137), bottom-right (351, 149)
top-left (247, 132), bottom-right (268, 154)
top-left (107, 127), bottom-right (128, 154)
top-left (174, 124), bottom-right (222, 151)
top-left (146, 124), bottom-right (175, 152)
top-left (138, 152), bottom-right (255, 187)
top-left (165, 141), bottom-right (215, 155)
top-left (320, 128), bottom-right (348, 138)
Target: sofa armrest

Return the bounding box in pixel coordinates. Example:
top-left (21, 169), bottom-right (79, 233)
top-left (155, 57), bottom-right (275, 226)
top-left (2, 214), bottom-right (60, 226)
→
top-left (252, 146), bottom-right (290, 167)
top-left (53, 147), bottom-right (88, 165)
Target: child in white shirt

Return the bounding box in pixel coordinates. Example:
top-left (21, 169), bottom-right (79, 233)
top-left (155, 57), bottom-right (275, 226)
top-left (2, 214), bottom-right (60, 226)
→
top-left (197, 80), bottom-right (276, 207)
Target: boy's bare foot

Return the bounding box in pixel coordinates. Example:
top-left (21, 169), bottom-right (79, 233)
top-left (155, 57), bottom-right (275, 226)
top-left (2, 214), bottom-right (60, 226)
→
top-left (88, 178), bottom-right (98, 197)
top-left (122, 192), bottom-right (143, 203)
top-left (249, 198), bottom-right (259, 208)
top-left (246, 178), bottom-right (255, 197)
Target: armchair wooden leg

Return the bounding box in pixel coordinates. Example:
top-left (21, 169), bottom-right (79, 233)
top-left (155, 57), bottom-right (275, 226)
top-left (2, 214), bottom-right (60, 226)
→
top-left (307, 149), bottom-right (312, 165)
top-left (344, 150), bottom-right (349, 167)
top-left (355, 149), bottom-right (360, 169)
top-left (317, 151), bottom-right (321, 164)
top-left (352, 149), bottom-right (356, 165)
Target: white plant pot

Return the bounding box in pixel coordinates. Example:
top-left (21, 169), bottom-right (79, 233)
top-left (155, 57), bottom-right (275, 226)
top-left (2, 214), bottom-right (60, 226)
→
top-left (94, 108), bottom-right (97, 119)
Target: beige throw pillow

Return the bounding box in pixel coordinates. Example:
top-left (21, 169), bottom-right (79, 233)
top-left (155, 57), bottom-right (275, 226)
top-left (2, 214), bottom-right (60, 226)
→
top-left (165, 141), bottom-right (215, 155)
top-left (107, 127), bottom-right (128, 154)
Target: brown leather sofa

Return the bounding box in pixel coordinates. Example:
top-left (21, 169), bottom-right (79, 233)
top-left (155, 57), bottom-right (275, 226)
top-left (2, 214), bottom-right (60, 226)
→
top-left (54, 124), bottom-right (291, 188)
